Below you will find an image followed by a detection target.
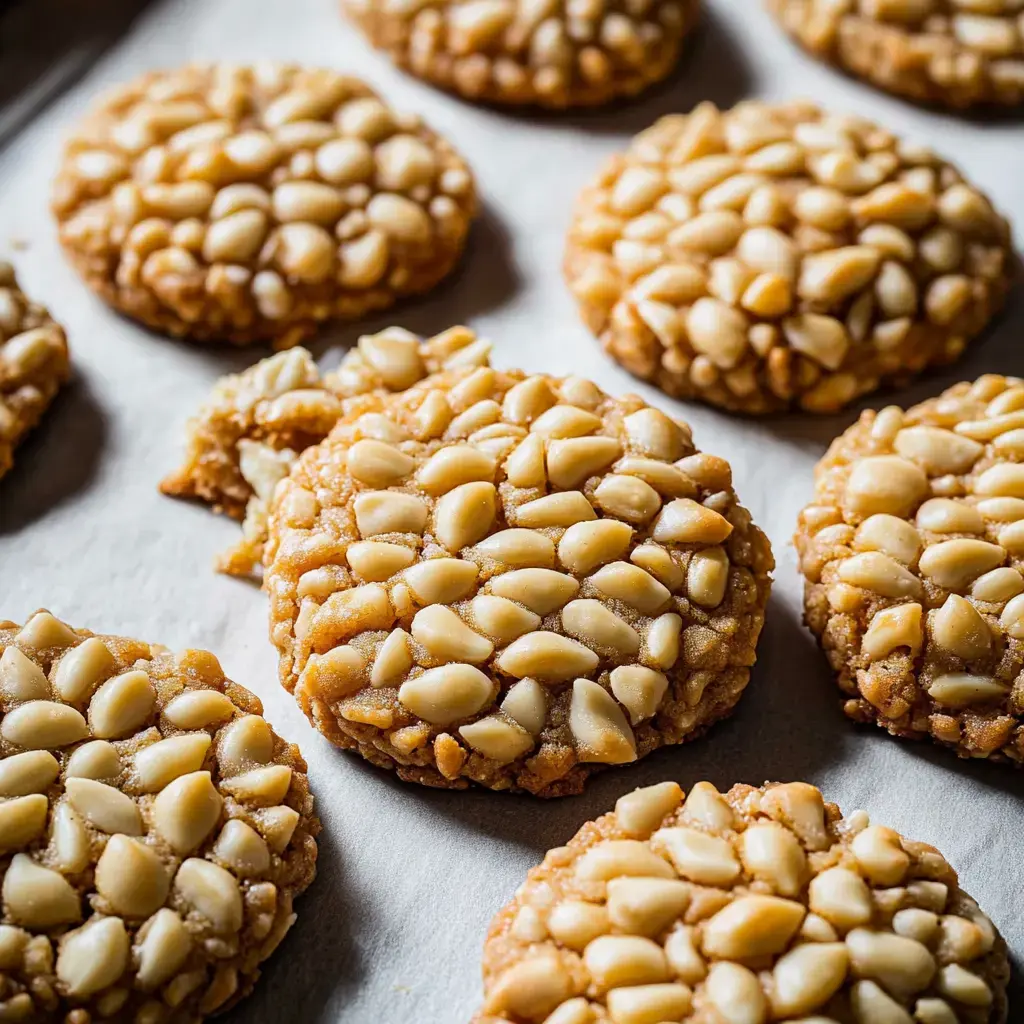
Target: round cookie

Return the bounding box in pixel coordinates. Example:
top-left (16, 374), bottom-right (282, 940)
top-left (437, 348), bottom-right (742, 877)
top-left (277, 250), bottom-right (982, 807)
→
top-left (52, 63), bottom-right (476, 348)
top-left (341, 0), bottom-right (699, 109)
top-left (161, 325), bottom-right (492, 577)
top-left (768, 0), bottom-right (1024, 110)
top-left (0, 262), bottom-right (70, 479)
top-left (565, 100), bottom-right (1015, 415)
top-left (0, 611), bottom-right (319, 1021)
top-left (797, 374), bottom-right (1024, 764)
top-left (475, 779), bottom-right (1009, 1023)
top-left (264, 364), bottom-right (774, 796)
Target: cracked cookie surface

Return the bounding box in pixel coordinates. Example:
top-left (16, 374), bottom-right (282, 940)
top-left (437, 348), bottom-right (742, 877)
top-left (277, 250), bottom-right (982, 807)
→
top-left (565, 100), bottom-right (1014, 415)
top-left (0, 611), bottom-right (318, 1022)
top-left (475, 780), bottom-right (1008, 1023)
top-left (52, 63), bottom-right (476, 348)
top-left (264, 364), bottom-right (773, 796)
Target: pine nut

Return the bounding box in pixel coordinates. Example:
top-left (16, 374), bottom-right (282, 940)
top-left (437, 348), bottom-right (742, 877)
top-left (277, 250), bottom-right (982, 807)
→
top-left (2, 700), bottom-right (88, 748)
top-left (850, 979), bottom-right (916, 1024)
top-left (798, 246), bottom-right (880, 304)
top-left (663, 926), bottom-right (706, 984)
top-left (95, 835), bottom-right (169, 916)
top-left (56, 916), bottom-right (129, 997)
top-left (88, 670), bottom-right (156, 739)
top-left (66, 777), bottom-right (142, 835)
top-left (220, 764), bottom-right (293, 805)
top-left (770, 942), bottom-right (848, 1016)
top-left (558, 520), bottom-right (633, 574)
top-left (809, 867), bottom-right (874, 932)
top-left (761, 782), bottom-right (829, 850)
top-left (401, 557), bottom-right (477, 602)
top-left (475, 529), bottom-right (555, 568)
top-left (489, 568), bottom-right (579, 615)
top-left (458, 716), bottom-right (534, 763)
top-left (838, 552), bottom-right (923, 598)
top-left (152, 771), bottom-right (223, 852)
top-left (652, 499), bottom-right (733, 545)
top-left (562, 599), bottom-right (641, 656)
top-left (927, 672), bottom-right (1008, 707)
top-left (499, 678), bottom-right (547, 735)
top-left (863, 603), bottom-right (924, 661)
top-left (0, 646), bottom-right (49, 702)
top-left (605, 983), bottom-right (692, 1024)
top-left (593, 475), bottom-right (662, 523)
top-left (894, 426), bottom-right (982, 475)
top-left (470, 596), bottom-right (541, 642)
top-left (575, 839), bottom-right (675, 882)
top-left (680, 782), bottom-right (733, 830)
top-left (0, 794), bottom-right (48, 852)
top-left (918, 539), bottom-right (1004, 590)
top-left (844, 456), bottom-right (928, 517)
top-left (852, 825), bottom-right (910, 885)
top-left (51, 801), bottom-right (90, 873)
top-left (547, 437), bottom-right (622, 489)
top-left (630, 546), bottom-right (684, 591)
top-left (412, 605), bottom-right (494, 663)
top-left (845, 928), bottom-right (935, 997)
top-left (609, 666), bottom-right (668, 724)
top-left (652, 827), bottom-right (740, 886)
top-left (163, 689), bottom-right (235, 729)
top-left (173, 857), bottom-right (243, 932)
top-left (645, 613), bottom-right (682, 670)
top-left (346, 439), bottom-right (415, 486)
top-left (615, 782), bottom-right (684, 838)
top-left (2, 853), bottom-right (80, 928)
top-left (398, 664), bottom-right (494, 725)
top-left (854, 514), bottom-right (922, 564)
top-left (704, 961), bottom-right (766, 1024)
top-left (0, 749), bottom-right (59, 795)
top-left (213, 819), bottom-right (271, 875)
top-left (134, 733), bottom-right (212, 792)
top-left (346, 541), bottom-right (416, 582)
top-left (584, 934), bottom-right (669, 992)
top-left (516, 491), bottom-right (596, 528)
top-left (568, 679), bottom-right (637, 764)
top-left (931, 595), bottom-right (991, 659)
top-left (53, 637), bottom-right (115, 703)
top-left (217, 714), bottom-right (274, 774)
top-left (530, 404), bottom-right (602, 439)
top-left (916, 498), bottom-right (983, 534)
top-left (435, 481), bottom-right (497, 550)
top-left (482, 957), bottom-right (574, 1020)
top-left (702, 894), bottom-right (806, 959)
top-left (740, 822), bottom-right (806, 896)
top-left (135, 908), bottom-right (191, 990)
top-left (614, 457), bottom-right (694, 498)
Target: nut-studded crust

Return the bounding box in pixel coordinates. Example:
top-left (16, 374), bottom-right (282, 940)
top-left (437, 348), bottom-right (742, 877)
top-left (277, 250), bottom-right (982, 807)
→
top-left (797, 374), bottom-right (1024, 765)
top-left (769, 0), bottom-right (1024, 110)
top-left (341, 0), bottom-right (699, 109)
top-left (264, 360), bottom-right (773, 796)
top-left (160, 326), bottom-right (492, 577)
top-left (0, 611), bottom-right (319, 1022)
top-left (474, 780), bottom-right (1009, 1023)
top-left (0, 263), bottom-right (70, 479)
top-left (565, 100), bottom-right (1015, 415)
top-left (52, 64), bottom-right (477, 348)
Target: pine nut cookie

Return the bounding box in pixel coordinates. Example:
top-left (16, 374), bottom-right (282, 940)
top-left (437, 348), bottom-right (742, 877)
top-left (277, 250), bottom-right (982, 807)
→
top-left (769, 0), bottom-right (1024, 110)
top-left (341, 0), bottom-right (699, 109)
top-left (264, 364), bottom-right (774, 796)
top-left (474, 779), bottom-right (1009, 1023)
top-left (0, 263), bottom-right (70, 480)
top-left (0, 611), bottom-right (319, 1022)
top-left (565, 100), bottom-right (1015, 415)
top-left (796, 374), bottom-right (1024, 764)
top-left (161, 325), bottom-right (491, 577)
top-left (52, 63), bottom-right (476, 348)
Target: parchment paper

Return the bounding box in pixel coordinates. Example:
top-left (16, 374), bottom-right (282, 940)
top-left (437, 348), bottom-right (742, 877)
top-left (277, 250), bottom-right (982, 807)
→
top-left (2, 0), bottom-right (1023, 1019)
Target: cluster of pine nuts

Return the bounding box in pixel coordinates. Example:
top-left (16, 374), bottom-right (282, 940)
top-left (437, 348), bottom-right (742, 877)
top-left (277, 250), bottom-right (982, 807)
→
top-left (474, 780), bottom-right (1009, 1024)
top-left (161, 325), bottom-right (492, 576)
top-left (0, 612), bottom-right (318, 1022)
top-left (51, 63), bottom-right (476, 348)
top-left (0, 262), bottom-right (70, 480)
top-left (341, 0), bottom-right (699, 108)
top-left (263, 356), bottom-right (773, 795)
top-left (797, 374), bottom-right (1024, 763)
top-left (769, 0), bottom-right (1024, 109)
top-left (565, 100), bottom-right (1014, 414)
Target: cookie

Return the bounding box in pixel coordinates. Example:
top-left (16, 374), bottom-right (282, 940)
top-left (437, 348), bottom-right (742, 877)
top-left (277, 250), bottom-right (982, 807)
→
top-left (0, 262), bottom-right (70, 479)
top-left (796, 374), bottom-right (1024, 764)
top-left (475, 780), bottom-right (1009, 1024)
top-left (769, 0), bottom-right (1024, 110)
top-left (160, 325), bottom-right (491, 576)
top-left (264, 364), bottom-right (773, 796)
top-left (341, 0), bottom-right (699, 108)
top-left (0, 611), bottom-right (318, 1022)
top-left (565, 100), bottom-right (1015, 415)
top-left (52, 63), bottom-right (476, 348)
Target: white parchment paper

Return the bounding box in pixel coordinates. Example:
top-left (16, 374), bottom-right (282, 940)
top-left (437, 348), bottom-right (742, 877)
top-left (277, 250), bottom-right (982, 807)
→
top-left (2, 0), bottom-right (1024, 1019)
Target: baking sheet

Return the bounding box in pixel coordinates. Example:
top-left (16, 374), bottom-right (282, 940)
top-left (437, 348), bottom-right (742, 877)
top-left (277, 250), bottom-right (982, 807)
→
top-left (2, 0), bottom-right (1024, 1019)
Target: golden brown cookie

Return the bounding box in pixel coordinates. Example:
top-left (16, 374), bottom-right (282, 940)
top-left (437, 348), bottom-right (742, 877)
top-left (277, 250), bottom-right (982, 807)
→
top-left (160, 325), bottom-right (492, 576)
top-left (0, 611), bottom-right (319, 1021)
top-left (475, 779), bottom-right (1009, 1024)
top-left (0, 262), bottom-right (70, 479)
top-left (52, 64), bottom-right (476, 348)
top-left (264, 364), bottom-right (773, 796)
top-left (797, 374), bottom-right (1024, 764)
top-left (769, 0), bottom-right (1024, 110)
top-left (565, 100), bottom-right (1015, 415)
top-left (341, 0), bottom-right (699, 108)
